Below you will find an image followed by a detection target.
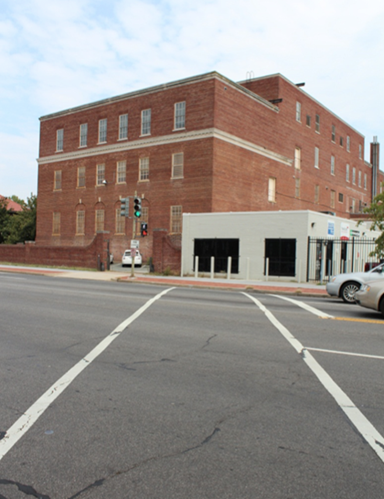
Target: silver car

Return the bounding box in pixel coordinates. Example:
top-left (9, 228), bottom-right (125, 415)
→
top-left (326, 263), bottom-right (384, 303)
top-left (355, 279), bottom-right (384, 316)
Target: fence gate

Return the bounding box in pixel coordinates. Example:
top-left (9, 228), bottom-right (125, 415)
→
top-left (307, 237), bottom-right (377, 282)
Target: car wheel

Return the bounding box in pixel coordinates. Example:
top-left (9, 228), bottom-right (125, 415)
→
top-left (379, 297), bottom-right (384, 317)
top-left (340, 281), bottom-right (360, 303)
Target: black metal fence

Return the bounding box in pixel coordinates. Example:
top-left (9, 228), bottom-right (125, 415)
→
top-left (307, 237), bottom-right (378, 282)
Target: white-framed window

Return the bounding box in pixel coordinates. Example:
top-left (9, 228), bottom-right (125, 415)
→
top-left (174, 101), bottom-right (186, 130)
top-left (352, 167), bottom-right (356, 185)
top-left (294, 147), bottom-right (301, 170)
top-left (56, 129), bottom-right (64, 152)
top-left (52, 212), bottom-right (61, 235)
top-left (141, 109), bottom-right (151, 136)
top-left (115, 208), bottom-right (125, 234)
top-left (170, 205), bottom-right (182, 233)
top-left (141, 206), bottom-right (149, 223)
top-left (315, 114), bottom-right (320, 133)
top-left (346, 164), bottom-right (350, 182)
top-left (364, 173), bottom-right (367, 190)
top-left (331, 125), bottom-right (336, 143)
top-left (116, 161), bottom-right (126, 184)
top-left (330, 190), bottom-right (336, 209)
top-left (314, 185), bottom-right (320, 204)
top-left (296, 102), bottom-right (301, 122)
top-left (172, 152), bottom-right (184, 178)
top-left (347, 135), bottom-right (350, 152)
top-left (139, 157), bottom-right (149, 181)
top-left (96, 164), bottom-right (105, 185)
top-left (79, 123), bottom-right (88, 147)
top-left (331, 155), bottom-right (335, 175)
top-left (54, 170), bottom-right (62, 190)
top-left (119, 114), bottom-right (128, 140)
top-left (351, 198), bottom-right (356, 213)
top-left (358, 171), bottom-right (362, 188)
top-left (98, 118), bottom-right (107, 143)
top-left (76, 210), bottom-right (85, 235)
top-left (306, 115), bottom-right (311, 127)
top-left (314, 147), bottom-right (319, 168)
top-left (359, 144), bottom-right (363, 160)
top-left (95, 209), bottom-right (105, 233)
top-left (77, 166), bottom-right (86, 188)
top-left (295, 178), bottom-right (300, 199)
top-left (268, 177), bottom-right (276, 202)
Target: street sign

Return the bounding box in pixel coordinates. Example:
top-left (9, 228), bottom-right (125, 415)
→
top-left (131, 239), bottom-right (139, 249)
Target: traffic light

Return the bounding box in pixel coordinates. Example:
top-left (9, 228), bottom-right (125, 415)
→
top-left (134, 196), bottom-right (142, 217)
top-left (120, 197), bottom-right (129, 217)
top-left (141, 223), bottom-right (148, 237)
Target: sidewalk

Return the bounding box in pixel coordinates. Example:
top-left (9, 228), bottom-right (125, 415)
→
top-left (0, 264), bottom-right (328, 297)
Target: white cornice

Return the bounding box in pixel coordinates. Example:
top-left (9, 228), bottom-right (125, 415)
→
top-left (37, 128), bottom-right (292, 167)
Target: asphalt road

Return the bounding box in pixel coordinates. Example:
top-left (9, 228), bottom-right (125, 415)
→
top-left (1, 273), bottom-right (384, 498)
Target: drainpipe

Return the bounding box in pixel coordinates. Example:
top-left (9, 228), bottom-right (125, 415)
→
top-left (371, 136), bottom-right (380, 199)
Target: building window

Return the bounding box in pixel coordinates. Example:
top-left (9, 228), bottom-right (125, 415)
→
top-left (268, 177), bottom-right (276, 202)
top-left (314, 185), bottom-right (320, 204)
top-left (351, 198), bottom-right (356, 213)
top-left (115, 208), bottom-right (125, 234)
top-left (170, 205), bottom-right (182, 233)
top-left (56, 129), bottom-right (64, 152)
top-left (330, 190), bottom-right (336, 209)
top-left (77, 166), bottom-right (86, 188)
top-left (141, 206), bottom-right (149, 223)
top-left (346, 164), bottom-right (350, 182)
top-left (141, 109), bottom-right (151, 136)
top-left (119, 114), bottom-right (128, 140)
top-left (52, 212), bottom-right (60, 235)
top-left (116, 161), bottom-right (126, 184)
top-left (352, 167), bottom-right (356, 185)
top-left (174, 102), bottom-right (186, 130)
top-left (96, 164), bottom-right (105, 185)
top-left (295, 178), bottom-right (300, 199)
top-left (98, 119), bottom-right (107, 143)
top-left (315, 114), bottom-right (320, 133)
top-left (95, 209), bottom-right (105, 232)
top-left (294, 147), bottom-right (301, 170)
top-left (295, 102), bottom-right (301, 122)
top-left (339, 193), bottom-right (344, 203)
top-left (359, 144), bottom-right (363, 160)
top-left (306, 115), bottom-right (311, 127)
top-left (331, 155), bottom-right (335, 175)
top-left (139, 157), bottom-right (150, 181)
top-left (80, 124), bottom-right (87, 147)
top-left (364, 173), bottom-right (367, 190)
top-left (314, 147), bottom-right (319, 168)
top-left (340, 136), bottom-right (344, 147)
top-left (331, 125), bottom-right (336, 143)
top-left (358, 171), bottom-right (362, 188)
top-left (76, 210), bottom-right (85, 235)
top-left (172, 153), bottom-right (184, 178)
top-left (54, 170), bottom-right (62, 190)
top-left (347, 135), bottom-right (350, 152)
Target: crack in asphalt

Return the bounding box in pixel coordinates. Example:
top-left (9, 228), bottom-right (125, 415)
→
top-left (202, 334), bottom-right (217, 349)
top-left (0, 478), bottom-right (51, 498)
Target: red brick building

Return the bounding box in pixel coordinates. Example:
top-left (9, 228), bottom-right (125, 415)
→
top-left (36, 71), bottom-right (381, 263)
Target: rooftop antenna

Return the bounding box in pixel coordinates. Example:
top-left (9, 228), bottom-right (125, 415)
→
top-left (246, 71), bottom-right (254, 81)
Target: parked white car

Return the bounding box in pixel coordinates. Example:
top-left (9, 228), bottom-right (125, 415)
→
top-left (122, 249), bottom-right (142, 267)
top-left (326, 263), bottom-right (384, 303)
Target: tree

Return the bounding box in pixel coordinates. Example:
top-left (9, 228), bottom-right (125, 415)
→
top-left (0, 194), bottom-right (37, 244)
top-left (361, 191), bottom-right (384, 258)
top-left (0, 197), bottom-right (9, 244)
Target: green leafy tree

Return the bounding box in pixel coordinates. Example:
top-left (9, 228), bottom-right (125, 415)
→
top-left (0, 194), bottom-right (37, 244)
top-left (361, 191), bottom-right (384, 258)
top-left (0, 197), bottom-right (10, 244)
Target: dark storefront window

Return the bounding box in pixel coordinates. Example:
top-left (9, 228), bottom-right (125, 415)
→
top-left (265, 238), bottom-right (296, 276)
top-left (194, 239), bottom-right (239, 273)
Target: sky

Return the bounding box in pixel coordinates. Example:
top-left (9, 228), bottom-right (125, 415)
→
top-left (1, 0), bottom-right (384, 201)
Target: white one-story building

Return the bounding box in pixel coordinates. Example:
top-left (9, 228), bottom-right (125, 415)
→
top-left (181, 210), bottom-right (381, 282)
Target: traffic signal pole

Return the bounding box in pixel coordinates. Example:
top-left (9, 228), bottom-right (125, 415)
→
top-left (131, 191), bottom-right (137, 278)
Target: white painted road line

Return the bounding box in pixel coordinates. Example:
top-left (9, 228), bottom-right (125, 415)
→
top-left (306, 347), bottom-right (384, 361)
top-left (0, 287), bottom-right (175, 462)
top-left (243, 292), bottom-right (384, 464)
top-left (271, 294), bottom-right (334, 318)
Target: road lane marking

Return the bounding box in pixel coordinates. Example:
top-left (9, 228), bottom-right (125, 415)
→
top-left (306, 347), bottom-right (384, 360)
top-left (0, 287), bottom-right (175, 462)
top-left (243, 292), bottom-right (384, 464)
top-left (329, 317), bottom-right (384, 324)
top-left (271, 294), bottom-right (334, 318)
